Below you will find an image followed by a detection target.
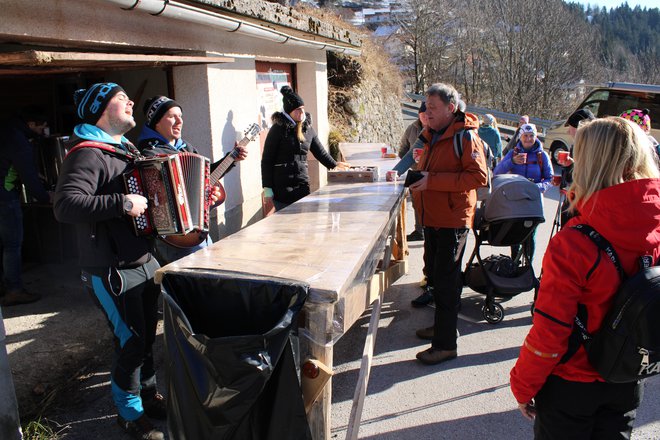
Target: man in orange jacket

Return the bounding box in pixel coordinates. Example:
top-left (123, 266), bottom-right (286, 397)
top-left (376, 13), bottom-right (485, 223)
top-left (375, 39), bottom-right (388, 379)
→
top-left (409, 83), bottom-right (489, 365)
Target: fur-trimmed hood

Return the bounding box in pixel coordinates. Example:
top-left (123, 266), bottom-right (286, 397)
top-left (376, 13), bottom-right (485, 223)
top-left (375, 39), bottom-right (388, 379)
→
top-left (270, 111), bottom-right (313, 129)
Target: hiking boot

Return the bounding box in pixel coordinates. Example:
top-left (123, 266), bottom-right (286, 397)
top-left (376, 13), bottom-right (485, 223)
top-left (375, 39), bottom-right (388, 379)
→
top-left (0, 289), bottom-right (41, 307)
top-left (117, 414), bottom-right (164, 440)
top-left (416, 348), bottom-right (457, 365)
top-left (407, 230), bottom-right (424, 242)
top-left (419, 276), bottom-right (427, 289)
top-left (141, 391), bottom-right (167, 420)
top-left (411, 287), bottom-right (434, 308)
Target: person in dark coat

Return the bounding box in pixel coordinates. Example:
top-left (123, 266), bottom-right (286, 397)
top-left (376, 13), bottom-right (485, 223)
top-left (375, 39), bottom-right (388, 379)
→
top-left (0, 106), bottom-right (51, 306)
top-left (503, 114), bottom-right (530, 157)
top-left (261, 86), bottom-right (348, 211)
top-left (54, 83), bottom-right (165, 440)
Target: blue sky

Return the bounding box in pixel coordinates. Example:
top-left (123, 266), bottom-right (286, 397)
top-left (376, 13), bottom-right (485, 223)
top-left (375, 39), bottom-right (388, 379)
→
top-left (577, 0), bottom-right (650, 9)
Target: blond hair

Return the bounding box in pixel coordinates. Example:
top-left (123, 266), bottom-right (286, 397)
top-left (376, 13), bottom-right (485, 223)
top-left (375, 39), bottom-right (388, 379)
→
top-left (568, 117), bottom-right (659, 212)
top-left (296, 122), bottom-right (305, 142)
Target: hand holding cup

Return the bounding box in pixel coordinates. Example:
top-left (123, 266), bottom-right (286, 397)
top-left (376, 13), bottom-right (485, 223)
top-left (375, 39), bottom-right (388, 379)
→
top-left (513, 152), bottom-right (527, 165)
top-left (557, 151), bottom-right (572, 167)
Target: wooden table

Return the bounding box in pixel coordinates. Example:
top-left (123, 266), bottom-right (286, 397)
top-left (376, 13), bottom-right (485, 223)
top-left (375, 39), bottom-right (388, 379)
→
top-left (156, 143), bottom-right (408, 439)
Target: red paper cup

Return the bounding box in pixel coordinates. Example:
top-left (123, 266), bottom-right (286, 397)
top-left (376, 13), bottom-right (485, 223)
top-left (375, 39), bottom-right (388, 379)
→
top-left (557, 150), bottom-right (569, 165)
top-left (380, 147), bottom-right (387, 157)
top-left (413, 148), bottom-right (423, 163)
top-left (552, 175), bottom-right (562, 186)
top-left (386, 170), bottom-right (397, 182)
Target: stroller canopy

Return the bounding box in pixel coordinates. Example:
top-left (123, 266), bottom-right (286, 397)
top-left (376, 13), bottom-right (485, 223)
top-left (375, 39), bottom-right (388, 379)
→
top-left (483, 174), bottom-right (545, 223)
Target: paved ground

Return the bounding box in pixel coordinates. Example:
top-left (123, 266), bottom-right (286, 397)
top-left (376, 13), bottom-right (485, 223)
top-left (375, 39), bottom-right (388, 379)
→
top-left (3, 180), bottom-right (660, 439)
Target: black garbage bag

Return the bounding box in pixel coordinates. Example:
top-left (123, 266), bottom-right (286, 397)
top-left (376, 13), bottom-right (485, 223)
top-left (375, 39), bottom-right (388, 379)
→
top-left (161, 270), bottom-right (311, 440)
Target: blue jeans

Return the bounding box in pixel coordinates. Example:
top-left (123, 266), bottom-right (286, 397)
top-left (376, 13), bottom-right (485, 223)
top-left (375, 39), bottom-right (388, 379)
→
top-left (0, 199), bottom-right (24, 292)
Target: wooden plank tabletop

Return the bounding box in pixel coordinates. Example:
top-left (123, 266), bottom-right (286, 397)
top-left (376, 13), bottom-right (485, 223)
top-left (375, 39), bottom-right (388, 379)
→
top-left (155, 143), bottom-right (405, 304)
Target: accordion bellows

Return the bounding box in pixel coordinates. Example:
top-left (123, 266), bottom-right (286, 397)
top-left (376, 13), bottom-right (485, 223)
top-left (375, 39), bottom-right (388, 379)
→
top-left (124, 152), bottom-right (210, 236)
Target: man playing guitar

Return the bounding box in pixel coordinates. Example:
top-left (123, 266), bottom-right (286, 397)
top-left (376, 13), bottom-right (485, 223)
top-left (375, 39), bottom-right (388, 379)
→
top-left (137, 95), bottom-right (248, 264)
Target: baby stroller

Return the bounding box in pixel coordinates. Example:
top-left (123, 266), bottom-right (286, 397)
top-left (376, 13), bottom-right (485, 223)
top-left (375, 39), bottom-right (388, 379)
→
top-left (463, 174), bottom-right (545, 323)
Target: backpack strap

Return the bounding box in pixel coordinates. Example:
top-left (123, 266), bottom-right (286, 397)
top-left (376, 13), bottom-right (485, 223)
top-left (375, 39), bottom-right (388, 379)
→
top-left (536, 151), bottom-right (544, 175)
top-left (572, 224), bottom-right (625, 279)
top-left (453, 129), bottom-right (467, 159)
top-left (559, 224), bottom-right (625, 364)
top-left (454, 128), bottom-right (493, 168)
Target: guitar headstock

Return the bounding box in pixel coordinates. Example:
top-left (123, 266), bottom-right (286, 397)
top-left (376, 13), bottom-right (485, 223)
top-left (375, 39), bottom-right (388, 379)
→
top-left (243, 123), bottom-right (261, 141)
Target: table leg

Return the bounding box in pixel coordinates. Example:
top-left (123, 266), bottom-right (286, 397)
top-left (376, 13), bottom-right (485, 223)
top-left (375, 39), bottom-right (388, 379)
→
top-left (302, 303), bottom-right (335, 440)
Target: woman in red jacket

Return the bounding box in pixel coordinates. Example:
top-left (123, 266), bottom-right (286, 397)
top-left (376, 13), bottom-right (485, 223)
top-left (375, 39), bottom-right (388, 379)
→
top-left (510, 117), bottom-right (660, 439)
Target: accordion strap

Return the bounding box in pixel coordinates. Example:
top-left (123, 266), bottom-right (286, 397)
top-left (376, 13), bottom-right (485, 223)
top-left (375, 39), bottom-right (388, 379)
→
top-left (66, 141), bottom-right (141, 161)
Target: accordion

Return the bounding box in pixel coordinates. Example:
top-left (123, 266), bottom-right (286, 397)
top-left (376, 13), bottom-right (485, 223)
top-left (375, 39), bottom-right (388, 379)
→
top-left (124, 153), bottom-right (210, 236)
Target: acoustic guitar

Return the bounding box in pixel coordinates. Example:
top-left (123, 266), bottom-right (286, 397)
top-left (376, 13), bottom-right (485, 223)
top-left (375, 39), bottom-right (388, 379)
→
top-left (163, 123), bottom-right (261, 249)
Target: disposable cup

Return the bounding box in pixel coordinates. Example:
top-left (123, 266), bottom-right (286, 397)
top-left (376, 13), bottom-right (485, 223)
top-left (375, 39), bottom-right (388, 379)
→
top-left (386, 170), bottom-right (397, 182)
top-left (413, 148), bottom-right (423, 163)
top-left (557, 151), bottom-right (570, 165)
top-left (552, 175), bottom-right (562, 186)
top-left (380, 147), bottom-right (387, 157)
top-left (518, 152), bottom-right (527, 163)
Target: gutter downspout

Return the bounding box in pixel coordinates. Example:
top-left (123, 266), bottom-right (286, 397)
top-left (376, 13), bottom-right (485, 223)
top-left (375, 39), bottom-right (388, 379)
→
top-left (104, 0), bottom-right (361, 57)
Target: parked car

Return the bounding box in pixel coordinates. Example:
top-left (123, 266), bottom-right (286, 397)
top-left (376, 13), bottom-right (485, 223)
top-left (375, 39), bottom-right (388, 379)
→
top-left (544, 82), bottom-right (660, 165)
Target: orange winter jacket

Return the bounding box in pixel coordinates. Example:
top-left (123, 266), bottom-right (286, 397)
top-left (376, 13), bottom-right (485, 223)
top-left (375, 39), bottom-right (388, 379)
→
top-left (411, 112), bottom-right (489, 228)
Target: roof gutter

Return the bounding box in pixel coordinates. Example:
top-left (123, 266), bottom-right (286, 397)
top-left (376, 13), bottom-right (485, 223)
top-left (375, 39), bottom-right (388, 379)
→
top-left (103, 0), bottom-right (361, 57)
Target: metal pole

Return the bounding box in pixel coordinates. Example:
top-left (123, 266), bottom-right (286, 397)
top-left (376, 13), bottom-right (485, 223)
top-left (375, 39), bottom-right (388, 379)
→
top-left (0, 307), bottom-right (23, 440)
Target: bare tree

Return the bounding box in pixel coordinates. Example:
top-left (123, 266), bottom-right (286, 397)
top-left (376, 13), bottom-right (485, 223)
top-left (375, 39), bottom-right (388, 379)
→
top-left (443, 0), bottom-right (599, 118)
top-left (395, 0), bottom-right (454, 94)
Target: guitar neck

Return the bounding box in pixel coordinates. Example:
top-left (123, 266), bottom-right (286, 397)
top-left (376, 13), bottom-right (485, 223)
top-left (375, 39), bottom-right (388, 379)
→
top-left (209, 136), bottom-right (250, 185)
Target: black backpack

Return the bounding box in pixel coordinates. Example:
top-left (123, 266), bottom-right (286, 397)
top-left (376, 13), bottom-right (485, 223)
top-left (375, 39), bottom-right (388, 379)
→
top-left (566, 224), bottom-right (660, 383)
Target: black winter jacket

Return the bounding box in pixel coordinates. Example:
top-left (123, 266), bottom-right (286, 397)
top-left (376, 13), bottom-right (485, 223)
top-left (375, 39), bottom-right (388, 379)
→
top-left (261, 112), bottom-right (336, 205)
top-left (0, 117), bottom-right (50, 203)
top-left (138, 135), bottom-right (236, 177)
top-left (54, 135), bottom-right (151, 268)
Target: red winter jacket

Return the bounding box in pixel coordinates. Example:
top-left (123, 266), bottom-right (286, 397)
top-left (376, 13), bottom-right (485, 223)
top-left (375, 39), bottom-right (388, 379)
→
top-left (510, 178), bottom-right (660, 404)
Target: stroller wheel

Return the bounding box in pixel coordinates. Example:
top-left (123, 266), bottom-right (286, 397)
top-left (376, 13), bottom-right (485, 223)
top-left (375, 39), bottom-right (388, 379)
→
top-left (482, 303), bottom-right (504, 324)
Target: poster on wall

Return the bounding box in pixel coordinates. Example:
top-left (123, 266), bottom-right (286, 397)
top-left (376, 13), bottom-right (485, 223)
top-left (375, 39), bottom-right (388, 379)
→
top-left (256, 70), bottom-right (290, 131)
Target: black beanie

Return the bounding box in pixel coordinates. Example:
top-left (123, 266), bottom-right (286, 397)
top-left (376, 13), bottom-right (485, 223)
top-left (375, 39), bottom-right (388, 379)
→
top-left (143, 96), bottom-right (182, 128)
top-left (280, 85), bottom-right (305, 114)
top-left (74, 83), bottom-right (125, 125)
top-left (564, 108), bottom-right (595, 128)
